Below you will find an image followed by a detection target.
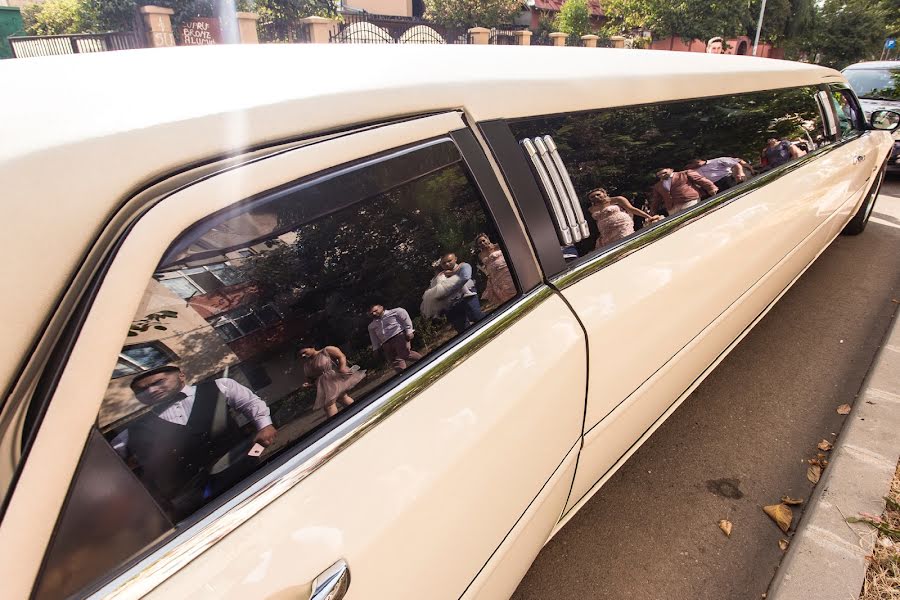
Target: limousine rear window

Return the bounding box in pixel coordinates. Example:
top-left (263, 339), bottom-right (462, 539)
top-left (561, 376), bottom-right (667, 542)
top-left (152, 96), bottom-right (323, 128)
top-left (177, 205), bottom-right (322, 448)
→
top-left (508, 85), bottom-right (830, 269)
top-left (38, 137), bottom-right (523, 599)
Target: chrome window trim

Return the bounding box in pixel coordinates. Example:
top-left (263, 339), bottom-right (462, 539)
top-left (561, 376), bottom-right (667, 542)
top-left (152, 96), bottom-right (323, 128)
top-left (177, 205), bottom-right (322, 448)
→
top-left (550, 140), bottom-right (848, 290)
top-left (93, 285), bottom-right (553, 600)
top-left (533, 137), bottom-right (584, 242)
top-left (521, 138), bottom-right (573, 245)
top-left (543, 136), bottom-right (591, 239)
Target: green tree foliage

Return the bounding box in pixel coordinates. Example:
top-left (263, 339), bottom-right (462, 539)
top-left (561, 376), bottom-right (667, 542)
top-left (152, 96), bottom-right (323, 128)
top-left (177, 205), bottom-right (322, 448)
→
top-left (254, 0), bottom-right (335, 42)
top-left (806, 0), bottom-right (886, 68)
top-left (602, 0), bottom-right (747, 42)
top-left (554, 0), bottom-right (593, 40)
top-left (423, 0), bottom-right (522, 29)
top-left (22, 0), bottom-right (86, 35)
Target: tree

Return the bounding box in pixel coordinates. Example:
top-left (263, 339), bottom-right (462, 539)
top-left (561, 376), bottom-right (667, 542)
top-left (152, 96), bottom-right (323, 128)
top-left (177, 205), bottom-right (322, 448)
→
top-left (602, 0), bottom-right (747, 43)
top-left (22, 0), bottom-right (86, 35)
top-left (807, 0), bottom-right (886, 68)
top-left (254, 0), bottom-right (335, 42)
top-left (423, 0), bottom-right (522, 29)
top-left (554, 0), bottom-right (593, 40)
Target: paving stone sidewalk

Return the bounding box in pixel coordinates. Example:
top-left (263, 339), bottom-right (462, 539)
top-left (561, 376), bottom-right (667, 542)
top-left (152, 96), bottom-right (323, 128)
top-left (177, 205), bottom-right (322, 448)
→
top-left (767, 308), bottom-right (900, 600)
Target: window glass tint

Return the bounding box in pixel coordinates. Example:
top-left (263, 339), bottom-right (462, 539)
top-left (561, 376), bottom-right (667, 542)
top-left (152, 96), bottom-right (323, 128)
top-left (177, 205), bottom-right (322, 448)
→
top-left (509, 86), bottom-right (827, 260)
top-left (831, 87), bottom-right (864, 139)
top-left (844, 68), bottom-right (900, 101)
top-left (51, 139), bottom-right (520, 598)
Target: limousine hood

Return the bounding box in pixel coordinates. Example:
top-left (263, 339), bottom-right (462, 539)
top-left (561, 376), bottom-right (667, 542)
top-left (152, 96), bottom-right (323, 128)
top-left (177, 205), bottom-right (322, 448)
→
top-left (0, 44), bottom-right (844, 398)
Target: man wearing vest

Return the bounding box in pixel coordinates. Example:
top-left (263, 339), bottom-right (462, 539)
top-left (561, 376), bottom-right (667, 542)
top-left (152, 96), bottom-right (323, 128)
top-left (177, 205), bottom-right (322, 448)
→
top-left (110, 365), bottom-right (277, 519)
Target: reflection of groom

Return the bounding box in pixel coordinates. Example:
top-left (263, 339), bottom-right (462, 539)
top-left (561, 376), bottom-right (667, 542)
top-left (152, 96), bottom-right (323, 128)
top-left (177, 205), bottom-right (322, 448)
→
top-left (110, 365), bottom-right (276, 518)
top-left (438, 252), bottom-right (484, 333)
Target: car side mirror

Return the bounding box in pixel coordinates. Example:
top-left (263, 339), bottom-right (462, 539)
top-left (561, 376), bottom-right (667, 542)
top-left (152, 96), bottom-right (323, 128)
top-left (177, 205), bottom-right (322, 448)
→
top-left (869, 110), bottom-right (900, 132)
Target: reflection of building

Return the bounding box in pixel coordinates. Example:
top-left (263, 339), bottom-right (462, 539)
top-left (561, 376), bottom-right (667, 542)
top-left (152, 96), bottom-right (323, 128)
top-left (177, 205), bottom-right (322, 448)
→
top-left (101, 279), bottom-right (240, 429)
top-left (102, 238), bottom-right (307, 432)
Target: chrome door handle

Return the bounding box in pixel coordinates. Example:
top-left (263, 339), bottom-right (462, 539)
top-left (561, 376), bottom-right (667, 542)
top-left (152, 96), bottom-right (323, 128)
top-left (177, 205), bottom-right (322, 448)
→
top-left (310, 559), bottom-right (350, 600)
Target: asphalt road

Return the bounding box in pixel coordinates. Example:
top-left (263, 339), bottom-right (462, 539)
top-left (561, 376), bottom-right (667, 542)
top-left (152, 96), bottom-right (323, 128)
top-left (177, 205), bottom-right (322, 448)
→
top-left (512, 175), bottom-right (900, 600)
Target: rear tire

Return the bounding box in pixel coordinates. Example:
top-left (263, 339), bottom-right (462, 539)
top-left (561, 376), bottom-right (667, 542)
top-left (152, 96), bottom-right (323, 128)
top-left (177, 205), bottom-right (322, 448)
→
top-left (842, 164), bottom-right (886, 236)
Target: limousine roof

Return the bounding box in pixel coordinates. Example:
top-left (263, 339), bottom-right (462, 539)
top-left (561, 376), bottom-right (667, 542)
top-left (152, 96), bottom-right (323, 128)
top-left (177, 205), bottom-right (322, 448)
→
top-left (0, 44), bottom-right (844, 396)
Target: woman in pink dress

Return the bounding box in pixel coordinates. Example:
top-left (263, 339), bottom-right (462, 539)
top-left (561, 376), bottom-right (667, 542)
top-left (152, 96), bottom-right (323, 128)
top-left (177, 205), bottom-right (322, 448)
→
top-left (475, 233), bottom-right (516, 306)
top-left (587, 188), bottom-right (662, 248)
top-left (298, 346), bottom-right (365, 418)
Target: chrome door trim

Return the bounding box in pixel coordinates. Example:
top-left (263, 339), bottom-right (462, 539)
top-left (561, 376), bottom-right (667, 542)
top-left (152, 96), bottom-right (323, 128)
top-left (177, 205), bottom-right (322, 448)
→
top-left (94, 286), bottom-right (553, 600)
top-left (550, 140), bottom-right (850, 290)
top-left (543, 136), bottom-right (591, 239)
top-left (533, 137), bottom-right (584, 242)
top-left (521, 138), bottom-right (573, 245)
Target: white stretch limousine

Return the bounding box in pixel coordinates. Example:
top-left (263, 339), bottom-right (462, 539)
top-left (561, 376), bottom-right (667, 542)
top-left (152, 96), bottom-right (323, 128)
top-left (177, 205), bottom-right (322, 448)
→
top-left (0, 45), bottom-right (897, 600)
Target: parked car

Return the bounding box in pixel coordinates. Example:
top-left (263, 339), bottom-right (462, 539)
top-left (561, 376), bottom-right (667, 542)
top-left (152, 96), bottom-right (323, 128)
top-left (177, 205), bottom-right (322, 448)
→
top-left (0, 45), bottom-right (896, 600)
top-left (842, 60), bottom-right (900, 171)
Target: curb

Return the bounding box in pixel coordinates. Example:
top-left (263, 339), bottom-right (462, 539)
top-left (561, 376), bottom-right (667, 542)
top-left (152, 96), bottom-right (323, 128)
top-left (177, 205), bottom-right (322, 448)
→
top-left (767, 308), bottom-right (900, 600)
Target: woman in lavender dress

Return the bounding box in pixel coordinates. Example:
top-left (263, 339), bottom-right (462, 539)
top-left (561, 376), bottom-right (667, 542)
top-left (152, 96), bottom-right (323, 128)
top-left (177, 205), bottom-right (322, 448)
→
top-left (298, 346), bottom-right (365, 418)
top-left (587, 188), bottom-right (662, 248)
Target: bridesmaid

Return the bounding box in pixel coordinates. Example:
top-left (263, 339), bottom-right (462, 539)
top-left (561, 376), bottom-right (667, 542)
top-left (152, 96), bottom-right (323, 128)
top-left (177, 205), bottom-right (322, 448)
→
top-left (474, 233), bottom-right (516, 306)
top-left (298, 346), bottom-right (365, 418)
top-left (587, 188), bottom-right (661, 248)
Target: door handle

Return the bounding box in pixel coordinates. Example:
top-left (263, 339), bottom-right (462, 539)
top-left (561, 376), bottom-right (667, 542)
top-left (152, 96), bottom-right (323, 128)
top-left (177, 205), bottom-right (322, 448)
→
top-left (309, 559), bottom-right (350, 600)
top-left (853, 155), bottom-right (866, 164)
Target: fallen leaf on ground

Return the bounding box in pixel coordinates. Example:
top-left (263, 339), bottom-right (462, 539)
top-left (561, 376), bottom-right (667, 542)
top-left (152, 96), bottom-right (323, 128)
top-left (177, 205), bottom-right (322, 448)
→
top-left (781, 496), bottom-right (804, 505)
top-left (807, 464), bottom-right (822, 484)
top-left (837, 404), bottom-right (851, 415)
top-left (817, 439), bottom-right (833, 451)
top-left (718, 519), bottom-right (733, 537)
top-left (778, 539), bottom-right (789, 551)
top-left (764, 504), bottom-right (793, 532)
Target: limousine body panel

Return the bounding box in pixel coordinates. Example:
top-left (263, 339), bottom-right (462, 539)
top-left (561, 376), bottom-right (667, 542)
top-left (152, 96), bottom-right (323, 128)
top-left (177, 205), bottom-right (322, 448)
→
top-left (553, 135), bottom-right (888, 510)
top-left (0, 46), bottom-right (844, 400)
top-left (0, 45), bottom-right (891, 600)
top-left (141, 295), bottom-right (585, 600)
top-left (0, 110), bottom-right (586, 600)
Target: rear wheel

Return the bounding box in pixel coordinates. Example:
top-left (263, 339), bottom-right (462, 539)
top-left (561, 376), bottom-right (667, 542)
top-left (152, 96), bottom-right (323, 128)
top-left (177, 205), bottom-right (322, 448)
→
top-left (842, 164), bottom-right (886, 236)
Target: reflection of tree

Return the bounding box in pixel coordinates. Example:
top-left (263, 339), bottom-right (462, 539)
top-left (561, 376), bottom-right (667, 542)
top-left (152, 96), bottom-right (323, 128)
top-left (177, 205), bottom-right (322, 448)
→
top-left (512, 87), bottom-right (823, 203)
top-left (244, 163), bottom-right (492, 362)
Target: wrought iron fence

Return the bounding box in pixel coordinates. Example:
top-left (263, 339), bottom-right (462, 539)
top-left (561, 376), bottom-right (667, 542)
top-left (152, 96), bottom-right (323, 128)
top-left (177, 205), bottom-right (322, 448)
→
top-left (329, 12), bottom-right (467, 44)
top-left (488, 25), bottom-right (528, 45)
top-left (9, 31), bottom-right (143, 58)
top-left (258, 21), bottom-right (311, 43)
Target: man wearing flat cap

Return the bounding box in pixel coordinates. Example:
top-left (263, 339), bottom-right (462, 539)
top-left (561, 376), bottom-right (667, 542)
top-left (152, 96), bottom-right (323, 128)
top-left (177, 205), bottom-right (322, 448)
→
top-left (110, 365), bottom-right (276, 518)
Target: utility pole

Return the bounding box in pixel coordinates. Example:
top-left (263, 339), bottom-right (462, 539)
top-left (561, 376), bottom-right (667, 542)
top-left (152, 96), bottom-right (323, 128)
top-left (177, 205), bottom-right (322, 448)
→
top-left (752, 0), bottom-right (767, 56)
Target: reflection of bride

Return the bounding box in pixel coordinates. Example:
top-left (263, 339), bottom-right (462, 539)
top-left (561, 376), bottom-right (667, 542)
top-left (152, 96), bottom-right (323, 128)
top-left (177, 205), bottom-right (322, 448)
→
top-left (421, 263), bottom-right (463, 318)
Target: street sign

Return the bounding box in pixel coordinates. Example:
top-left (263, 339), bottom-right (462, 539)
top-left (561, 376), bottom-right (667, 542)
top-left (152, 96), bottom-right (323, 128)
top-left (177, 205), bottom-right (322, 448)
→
top-left (886, 38), bottom-right (896, 50)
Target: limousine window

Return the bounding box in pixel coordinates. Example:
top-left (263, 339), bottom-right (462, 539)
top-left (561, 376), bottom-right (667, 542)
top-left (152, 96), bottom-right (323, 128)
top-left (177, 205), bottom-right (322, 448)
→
top-left (509, 85), bottom-right (829, 261)
top-left (831, 87), bottom-right (864, 140)
top-left (35, 139), bottom-right (520, 600)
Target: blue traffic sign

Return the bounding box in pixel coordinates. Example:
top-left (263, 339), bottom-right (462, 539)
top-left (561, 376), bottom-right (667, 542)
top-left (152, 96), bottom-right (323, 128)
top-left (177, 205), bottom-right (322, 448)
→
top-left (886, 38), bottom-right (896, 49)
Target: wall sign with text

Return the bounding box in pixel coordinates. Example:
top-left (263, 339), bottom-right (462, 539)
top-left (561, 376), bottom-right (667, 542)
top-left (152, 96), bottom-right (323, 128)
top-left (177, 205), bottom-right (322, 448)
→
top-left (181, 18), bottom-right (222, 46)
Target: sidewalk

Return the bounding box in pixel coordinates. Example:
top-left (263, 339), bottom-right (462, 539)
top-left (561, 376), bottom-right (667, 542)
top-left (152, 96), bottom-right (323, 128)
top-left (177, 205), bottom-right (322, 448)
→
top-left (767, 307), bottom-right (900, 600)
